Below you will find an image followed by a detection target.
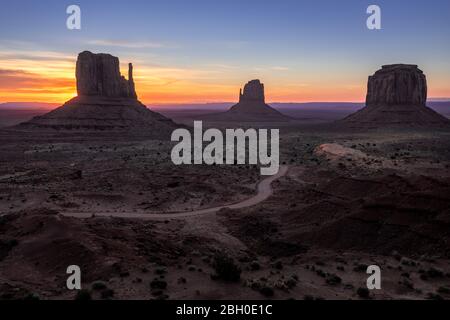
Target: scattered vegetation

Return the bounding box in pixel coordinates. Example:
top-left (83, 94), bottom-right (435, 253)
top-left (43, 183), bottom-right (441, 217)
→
top-left (150, 279), bottom-right (167, 290)
top-left (437, 286), bottom-right (450, 294)
top-left (353, 264), bottom-right (368, 272)
top-left (356, 287), bottom-right (370, 299)
top-left (326, 274), bottom-right (342, 286)
top-left (91, 281), bottom-right (107, 291)
top-left (75, 289), bottom-right (92, 301)
top-left (100, 289), bottom-right (115, 299)
top-left (155, 267), bottom-right (167, 275)
top-left (211, 253), bottom-right (241, 282)
top-left (259, 286), bottom-right (274, 297)
top-left (249, 261), bottom-right (260, 271)
top-left (426, 292), bottom-right (443, 300)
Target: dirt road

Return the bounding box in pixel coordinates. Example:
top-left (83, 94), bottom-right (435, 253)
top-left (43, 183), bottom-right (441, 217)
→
top-left (62, 165), bottom-right (289, 220)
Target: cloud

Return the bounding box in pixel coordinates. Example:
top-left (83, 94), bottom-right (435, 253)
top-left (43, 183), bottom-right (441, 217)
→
top-left (271, 66), bottom-right (289, 71)
top-left (0, 69), bottom-right (40, 88)
top-left (0, 69), bottom-right (30, 76)
top-left (0, 67), bottom-right (73, 87)
top-left (206, 63), bottom-right (238, 70)
top-left (86, 39), bottom-right (168, 49)
top-left (0, 46), bottom-right (230, 104)
top-left (0, 47), bottom-right (74, 61)
top-left (252, 66), bottom-right (290, 72)
top-left (0, 67), bottom-right (75, 103)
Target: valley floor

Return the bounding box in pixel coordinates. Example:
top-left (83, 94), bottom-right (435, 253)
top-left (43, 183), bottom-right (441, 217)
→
top-left (0, 126), bottom-right (449, 300)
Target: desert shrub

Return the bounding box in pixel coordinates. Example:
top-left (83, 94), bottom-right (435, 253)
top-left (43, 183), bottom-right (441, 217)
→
top-left (101, 289), bottom-right (114, 299)
top-left (156, 294), bottom-right (169, 300)
top-left (316, 269), bottom-right (327, 278)
top-left (0, 239), bottom-right (19, 261)
top-left (426, 293), bottom-right (443, 300)
top-left (7, 239), bottom-right (18, 247)
top-left (356, 287), bottom-right (370, 299)
top-left (437, 286), bottom-right (450, 294)
top-left (326, 274), bottom-right (342, 285)
top-left (249, 261), bottom-right (260, 271)
top-left (24, 293), bottom-right (40, 300)
top-left (272, 261), bottom-right (283, 270)
top-left (150, 279), bottom-right (167, 290)
top-left (91, 281), bottom-right (107, 291)
top-left (353, 264), bottom-right (368, 272)
top-left (399, 279), bottom-right (414, 290)
top-left (400, 257), bottom-right (417, 267)
top-left (201, 256), bottom-right (211, 264)
top-left (212, 253), bottom-right (241, 282)
top-left (155, 267), bottom-right (167, 275)
top-left (188, 265), bottom-right (197, 271)
top-left (426, 267), bottom-right (444, 279)
top-left (259, 286), bottom-right (274, 297)
top-left (285, 278), bottom-right (297, 289)
top-left (344, 284), bottom-right (355, 290)
top-left (391, 251), bottom-right (401, 261)
top-left (119, 271), bottom-right (130, 278)
top-left (75, 289), bottom-right (92, 301)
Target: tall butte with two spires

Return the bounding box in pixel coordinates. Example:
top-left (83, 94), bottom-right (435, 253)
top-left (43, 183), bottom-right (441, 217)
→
top-left (17, 51), bottom-right (177, 136)
top-left (341, 64), bottom-right (449, 128)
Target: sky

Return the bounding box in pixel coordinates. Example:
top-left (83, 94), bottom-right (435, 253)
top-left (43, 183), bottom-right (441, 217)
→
top-left (0, 0), bottom-right (450, 105)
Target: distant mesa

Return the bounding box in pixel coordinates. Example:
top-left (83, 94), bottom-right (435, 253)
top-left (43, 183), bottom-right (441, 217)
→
top-left (14, 51), bottom-right (177, 136)
top-left (366, 64), bottom-right (426, 106)
top-left (201, 79), bottom-right (291, 122)
top-left (238, 79), bottom-right (266, 104)
top-left (341, 64), bottom-right (449, 128)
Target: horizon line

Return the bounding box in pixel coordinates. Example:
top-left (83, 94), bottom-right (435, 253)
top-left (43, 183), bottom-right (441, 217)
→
top-left (2, 98), bottom-right (450, 109)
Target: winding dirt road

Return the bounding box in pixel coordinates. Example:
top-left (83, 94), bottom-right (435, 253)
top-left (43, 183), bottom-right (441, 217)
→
top-left (62, 165), bottom-right (289, 220)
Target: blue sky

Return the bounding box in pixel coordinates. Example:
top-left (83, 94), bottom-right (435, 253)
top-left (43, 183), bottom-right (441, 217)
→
top-left (1, 0), bottom-right (449, 103)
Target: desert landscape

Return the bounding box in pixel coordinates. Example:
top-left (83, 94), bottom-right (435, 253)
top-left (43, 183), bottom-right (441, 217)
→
top-left (0, 51), bottom-right (449, 301)
top-left (1, 1), bottom-right (450, 305)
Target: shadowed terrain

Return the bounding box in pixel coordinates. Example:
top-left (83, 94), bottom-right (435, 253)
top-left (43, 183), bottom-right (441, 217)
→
top-left (1, 60), bottom-right (450, 300)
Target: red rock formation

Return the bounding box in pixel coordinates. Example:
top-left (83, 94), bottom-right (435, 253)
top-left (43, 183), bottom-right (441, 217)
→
top-left (342, 64), bottom-right (449, 128)
top-left (199, 80), bottom-right (290, 122)
top-left (224, 79), bottom-right (290, 122)
top-left (366, 64), bottom-right (427, 107)
top-left (16, 51), bottom-right (177, 136)
top-left (239, 79), bottom-right (266, 103)
top-left (76, 51), bottom-right (137, 99)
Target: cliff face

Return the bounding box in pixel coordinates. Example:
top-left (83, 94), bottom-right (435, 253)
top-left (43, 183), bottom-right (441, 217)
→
top-left (366, 64), bottom-right (427, 107)
top-left (341, 64), bottom-right (449, 128)
top-left (239, 80), bottom-right (265, 103)
top-left (16, 51), bottom-right (177, 136)
top-left (76, 51), bottom-right (137, 99)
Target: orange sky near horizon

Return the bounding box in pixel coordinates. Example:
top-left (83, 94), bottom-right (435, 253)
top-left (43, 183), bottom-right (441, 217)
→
top-left (1, 52), bottom-right (449, 106)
